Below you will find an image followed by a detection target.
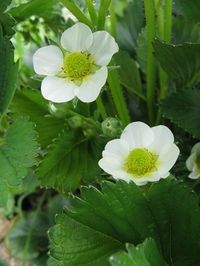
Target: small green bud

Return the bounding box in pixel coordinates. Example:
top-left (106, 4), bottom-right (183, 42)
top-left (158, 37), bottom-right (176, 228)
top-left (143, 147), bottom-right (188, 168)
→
top-left (101, 117), bottom-right (122, 138)
top-left (83, 128), bottom-right (96, 138)
top-left (48, 102), bottom-right (70, 118)
top-left (68, 115), bottom-right (83, 129)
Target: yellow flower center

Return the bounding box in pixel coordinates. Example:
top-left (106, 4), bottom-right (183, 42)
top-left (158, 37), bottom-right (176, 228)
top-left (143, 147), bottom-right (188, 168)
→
top-left (124, 148), bottom-right (158, 177)
top-left (62, 52), bottom-right (93, 83)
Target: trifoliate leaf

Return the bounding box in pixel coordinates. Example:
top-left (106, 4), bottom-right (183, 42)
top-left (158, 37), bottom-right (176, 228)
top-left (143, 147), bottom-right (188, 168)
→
top-left (160, 90), bottom-right (200, 139)
top-left (109, 238), bottom-right (167, 266)
top-left (48, 179), bottom-right (200, 266)
top-left (0, 117), bottom-right (38, 207)
top-left (153, 39), bottom-right (200, 88)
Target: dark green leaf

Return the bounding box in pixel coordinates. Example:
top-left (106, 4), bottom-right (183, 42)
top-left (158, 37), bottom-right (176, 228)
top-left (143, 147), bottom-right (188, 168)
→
top-left (160, 90), bottom-right (200, 139)
top-left (114, 51), bottom-right (144, 100)
top-left (174, 0), bottom-right (200, 23)
top-left (110, 238), bottom-right (167, 266)
top-left (0, 0), bottom-right (11, 12)
top-left (12, 89), bottom-right (66, 148)
top-left (0, 117), bottom-right (38, 207)
top-left (0, 29), bottom-right (18, 115)
top-left (6, 212), bottom-right (51, 261)
top-left (116, 0), bottom-right (144, 53)
top-left (49, 179), bottom-right (200, 266)
top-left (153, 39), bottom-right (200, 88)
top-left (9, 0), bottom-right (57, 21)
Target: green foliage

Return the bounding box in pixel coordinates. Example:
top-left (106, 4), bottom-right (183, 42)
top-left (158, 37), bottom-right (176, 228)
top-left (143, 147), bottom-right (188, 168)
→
top-left (116, 0), bottom-right (144, 53)
top-left (153, 39), bottom-right (200, 88)
top-left (160, 90), bottom-right (200, 139)
top-left (12, 89), bottom-right (67, 148)
top-left (0, 0), bottom-right (18, 115)
top-left (38, 130), bottom-right (106, 194)
top-left (0, 117), bottom-right (38, 207)
top-left (136, 28), bottom-right (147, 74)
top-left (6, 212), bottom-right (50, 261)
top-left (115, 51), bottom-right (144, 100)
top-left (110, 238), bottom-right (167, 266)
top-left (174, 0), bottom-right (200, 23)
top-left (48, 180), bottom-right (200, 266)
top-left (9, 0), bottom-right (57, 21)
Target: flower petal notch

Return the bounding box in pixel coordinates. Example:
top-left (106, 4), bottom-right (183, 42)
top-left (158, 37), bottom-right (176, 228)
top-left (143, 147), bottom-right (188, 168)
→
top-left (99, 121), bottom-right (180, 186)
top-left (186, 142), bottom-right (200, 179)
top-left (33, 22), bottom-right (119, 103)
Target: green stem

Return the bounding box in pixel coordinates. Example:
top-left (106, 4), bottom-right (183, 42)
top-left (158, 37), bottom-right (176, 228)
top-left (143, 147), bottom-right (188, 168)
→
top-left (164, 0), bottom-right (173, 42)
top-left (96, 96), bottom-right (108, 120)
top-left (60, 0), bottom-right (93, 28)
top-left (109, 1), bottom-right (117, 37)
top-left (86, 0), bottom-right (97, 25)
top-left (144, 0), bottom-right (156, 125)
top-left (97, 0), bottom-right (111, 30)
top-left (108, 70), bottom-right (131, 127)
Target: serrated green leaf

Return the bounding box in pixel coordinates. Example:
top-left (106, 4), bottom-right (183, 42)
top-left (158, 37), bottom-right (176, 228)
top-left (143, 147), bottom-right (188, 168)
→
top-left (153, 39), bottom-right (200, 88)
top-left (9, 0), bottom-right (57, 21)
top-left (160, 90), bottom-right (200, 139)
top-left (0, 117), bottom-right (38, 207)
top-left (12, 89), bottom-right (66, 148)
top-left (38, 130), bottom-right (106, 194)
top-left (0, 0), bottom-right (11, 12)
top-left (109, 238), bottom-right (167, 266)
top-left (116, 0), bottom-right (144, 53)
top-left (48, 179), bottom-right (200, 266)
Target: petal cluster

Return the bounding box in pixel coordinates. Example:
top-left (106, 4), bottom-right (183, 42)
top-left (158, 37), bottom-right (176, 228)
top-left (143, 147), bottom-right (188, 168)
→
top-left (186, 143), bottom-right (200, 179)
top-left (99, 121), bottom-right (180, 186)
top-left (33, 23), bottom-right (119, 103)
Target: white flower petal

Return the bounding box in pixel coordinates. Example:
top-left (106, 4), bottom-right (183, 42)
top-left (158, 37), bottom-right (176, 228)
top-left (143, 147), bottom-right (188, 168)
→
top-left (186, 154), bottom-right (195, 171)
top-left (76, 67), bottom-right (108, 103)
top-left (120, 122), bottom-right (154, 149)
top-left (33, 45), bottom-right (63, 75)
top-left (61, 23), bottom-right (93, 52)
top-left (149, 125), bottom-right (174, 153)
top-left (102, 139), bottom-right (130, 159)
top-left (158, 144), bottom-right (180, 175)
top-left (88, 31), bottom-right (119, 66)
top-left (188, 171), bottom-right (200, 180)
top-left (98, 157), bottom-right (122, 174)
top-left (41, 76), bottom-right (75, 103)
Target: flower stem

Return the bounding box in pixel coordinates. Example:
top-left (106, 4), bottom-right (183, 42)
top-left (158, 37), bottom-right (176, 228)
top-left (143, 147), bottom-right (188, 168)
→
top-left (144, 0), bottom-right (157, 125)
top-left (164, 0), bottom-right (173, 42)
top-left (60, 0), bottom-right (93, 28)
top-left (108, 70), bottom-right (131, 127)
top-left (86, 0), bottom-right (97, 25)
top-left (97, 0), bottom-right (111, 30)
top-left (96, 96), bottom-right (108, 120)
top-left (109, 2), bottom-right (117, 37)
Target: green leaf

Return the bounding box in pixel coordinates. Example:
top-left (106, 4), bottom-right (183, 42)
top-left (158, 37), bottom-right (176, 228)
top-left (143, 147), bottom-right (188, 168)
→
top-left (38, 130), bottom-right (105, 194)
top-left (174, 0), bottom-right (200, 23)
top-left (114, 51), bottom-right (144, 100)
top-left (172, 16), bottom-right (200, 44)
top-left (153, 39), bottom-right (200, 88)
top-left (0, 0), bottom-right (11, 12)
top-left (6, 212), bottom-right (51, 261)
top-left (9, 0), bottom-right (57, 21)
top-left (0, 29), bottom-right (18, 115)
top-left (0, 117), bottom-right (38, 207)
top-left (12, 89), bottom-right (66, 148)
top-left (48, 179), bottom-right (200, 266)
top-left (109, 238), bottom-right (167, 266)
top-left (160, 89), bottom-right (200, 139)
top-left (116, 0), bottom-right (144, 53)
top-left (136, 28), bottom-right (147, 74)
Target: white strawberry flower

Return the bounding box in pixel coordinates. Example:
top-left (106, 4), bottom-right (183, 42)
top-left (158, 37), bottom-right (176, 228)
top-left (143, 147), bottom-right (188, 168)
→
top-left (99, 121), bottom-right (180, 186)
top-left (33, 23), bottom-right (119, 103)
top-left (186, 143), bottom-right (200, 179)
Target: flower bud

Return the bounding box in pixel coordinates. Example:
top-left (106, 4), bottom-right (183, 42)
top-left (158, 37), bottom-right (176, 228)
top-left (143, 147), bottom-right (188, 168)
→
top-left (101, 117), bottom-right (122, 138)
top-left (68, 115), bottom-right (83, 129)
